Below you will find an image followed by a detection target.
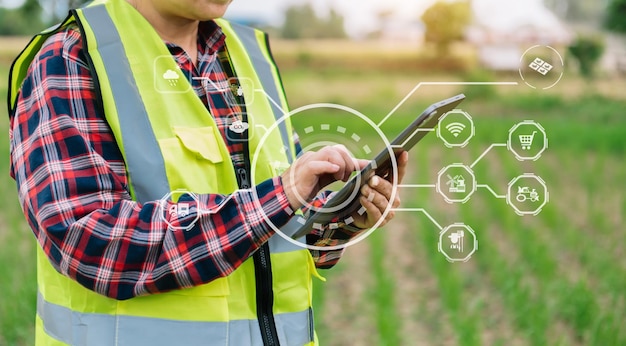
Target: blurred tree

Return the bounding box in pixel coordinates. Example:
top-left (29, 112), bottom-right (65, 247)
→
top-left (605, 0), bottom-right (626, 33)
top-left (0, 0), bottom-right (89, 35)
top-left (281, 3), bottom-right (316, 39)
top-left (421, 0), bottom-right (471, 56)
top-left (0, 0), bottom-right (44, 35)
top-left (325, 9), bottom-right (347, 39)
top-left (281, 3), bottom-right (346, 39)
top-left (568, 34), bottom-right (605, 78)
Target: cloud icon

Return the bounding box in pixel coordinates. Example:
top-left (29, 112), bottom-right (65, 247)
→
top-left (229, 120), bottom-right (249, 134)
top-left (163, 69), bottom-right (180, 80)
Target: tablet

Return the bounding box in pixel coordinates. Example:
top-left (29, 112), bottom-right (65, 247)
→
top-left (291, 93), bottom-right (466, 239)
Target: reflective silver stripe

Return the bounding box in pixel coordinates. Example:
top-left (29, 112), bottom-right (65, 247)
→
top-left (38, 292), bottom-right (313, 346)
top-left (228, 22), bottom-right (294, 164)
top-left (269, 218), bottom-right (308, 254)
top-left (80, 5), bottom-right (170, 203)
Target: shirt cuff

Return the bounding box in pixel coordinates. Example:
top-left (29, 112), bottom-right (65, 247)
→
top-left (239, 176), bottom-right (293, 243)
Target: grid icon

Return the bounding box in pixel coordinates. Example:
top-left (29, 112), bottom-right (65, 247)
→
top-left (529, 57), bottom-right (553, 76)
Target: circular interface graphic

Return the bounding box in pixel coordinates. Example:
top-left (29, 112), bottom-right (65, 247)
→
top-left (251, 103), bottom-right (398, 251)
top-left (519, 45), bottom-right (564, 90)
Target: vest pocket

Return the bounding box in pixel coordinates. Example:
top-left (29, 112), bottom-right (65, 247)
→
top-left (157, 126), bottom-right (227, 194)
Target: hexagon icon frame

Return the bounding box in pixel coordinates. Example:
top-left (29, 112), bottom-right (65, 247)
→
top-left (507, 173), bottom-right (549, 216)
top-left (158, 189), bottom-right (201, 231)
top-left (436, 109), bottom-right (475, 148)
top-left (507, 120), bottom-right (548, 161)
top-left (438, 223), bottom-right (478, 263)
top-left (436, 164), bottom-right (477, 204)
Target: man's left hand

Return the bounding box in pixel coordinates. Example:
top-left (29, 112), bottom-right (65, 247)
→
top-left (351, 151), bottom-right (408, 229)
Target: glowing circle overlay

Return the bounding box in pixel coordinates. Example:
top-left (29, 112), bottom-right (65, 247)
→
top-left (251, 103), bottom-right (398, 251)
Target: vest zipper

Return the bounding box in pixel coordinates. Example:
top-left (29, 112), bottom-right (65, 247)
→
top-left (253, 244), bottom-right (280, 346)
top-left (231, 93), bottom-right (281, 345)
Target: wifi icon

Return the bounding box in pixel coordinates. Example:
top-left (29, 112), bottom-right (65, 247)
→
top-left (446, 122), bottom-right (466, 137)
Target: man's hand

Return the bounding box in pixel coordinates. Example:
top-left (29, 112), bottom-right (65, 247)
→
top-left (281, 145), bottom-right (368, 210)
top-left (351, 151), bottom-right (408, 229)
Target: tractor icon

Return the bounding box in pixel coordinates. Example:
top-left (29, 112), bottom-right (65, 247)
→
top-left (516, 186), bottom-right (539, 202)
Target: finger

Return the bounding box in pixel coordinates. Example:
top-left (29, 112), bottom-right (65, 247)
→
top-left (384, 210), bottom-right (396, 223)
top-left (361, 185), bottom-right (390, 214)
top-left (396, 151), bottom-right (409, 183)
top-left (359, 196), bottom-right (383, 226)
top-left (319, 147), bottom-right (347, 181)
top-left (332, 145), bottom-right (356, 181)
top-left (369, 175), bottom-right (394, 200)
top-left (392, 195), bottom-right (401, 208)
top-left (307, 160), bottom-right (340, 176)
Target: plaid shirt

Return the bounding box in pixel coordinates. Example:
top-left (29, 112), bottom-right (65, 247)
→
top-left (9, 21), bottom-right (358, 300)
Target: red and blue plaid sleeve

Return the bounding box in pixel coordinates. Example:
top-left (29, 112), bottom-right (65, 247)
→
top-left (9, 26), bottom-right (291, 300)
top-left (293, 134), bottom-right (363, 269)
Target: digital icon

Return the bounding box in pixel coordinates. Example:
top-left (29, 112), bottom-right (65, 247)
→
top-left (519, 131), bottom-right (537, 150)
top-left (437, 109), bottom-right (474, 148)
top-left (226, 114), bottom-right (254, 142)
top-left (226, 77), bottom-right (255, 106)
top-left (448, 230), bottom-right (465, 252)
top-left (168, 203), bottom-right (190, 218)
top-left (231, 83), bottom-right (245, 97)
top-left (445, 122), bottom-right (466, 137)
top-left (507, 174), bottom-right (549, 216)
top-left (447, 175), bottom-right (466, 193)
top-left (529, 57), bottom-right (553, 76)
top-left (519, 45), bottom-right (564, 89)
top-left (154, 56), bottom-right (192, 93)
top-left (438, 223), bottom-right (478, 262)
top-left (516, 186), bottom-right (539, 203)
top-left (163, 69), bottom-right (180, 86)
top-left (508, 121), bottom-right (548, 161)
top-left (158, 190), bottom-right (200, 231)
top-left (229, 120), bottom-right (249, 134)
top-left (437, 164), bottom-right (476, 203)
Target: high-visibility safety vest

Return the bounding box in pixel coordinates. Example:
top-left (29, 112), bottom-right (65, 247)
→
top-left (9, 0), bottom-right (322, 345)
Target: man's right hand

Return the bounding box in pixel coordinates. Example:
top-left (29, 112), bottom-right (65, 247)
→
top-left (281, 145), bottom-right (368, 210)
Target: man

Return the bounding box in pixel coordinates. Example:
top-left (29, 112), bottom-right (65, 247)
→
top-left (7, 0), bottom-right (408, 344)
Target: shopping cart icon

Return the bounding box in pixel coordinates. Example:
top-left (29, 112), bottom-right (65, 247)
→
top-left (519, 131), bottom-right (537, 150)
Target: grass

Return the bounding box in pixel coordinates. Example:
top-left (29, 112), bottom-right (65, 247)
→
top-left (0, 57), bottom-right (37, 346)
top-left (1, 39), bottom-right (626, 345)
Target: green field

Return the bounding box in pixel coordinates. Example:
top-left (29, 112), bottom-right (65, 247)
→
top-left (1, 40), bottom-right (625, 345)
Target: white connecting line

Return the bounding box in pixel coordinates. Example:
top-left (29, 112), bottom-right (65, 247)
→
top-left (254, 88), bottom-right (287, 116)
top-left (470, 143), bottom-right (508, 168)
top-left (390, 208), bottom-right (443, 230)
top-left (391, 128), bottom-right (435, 149)
top-left (398, 184), bottom-right (437, 188)
top-left (476, 184), bottom-right (506, 199)
top-left (377, 81), bottom-right (519, 127)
